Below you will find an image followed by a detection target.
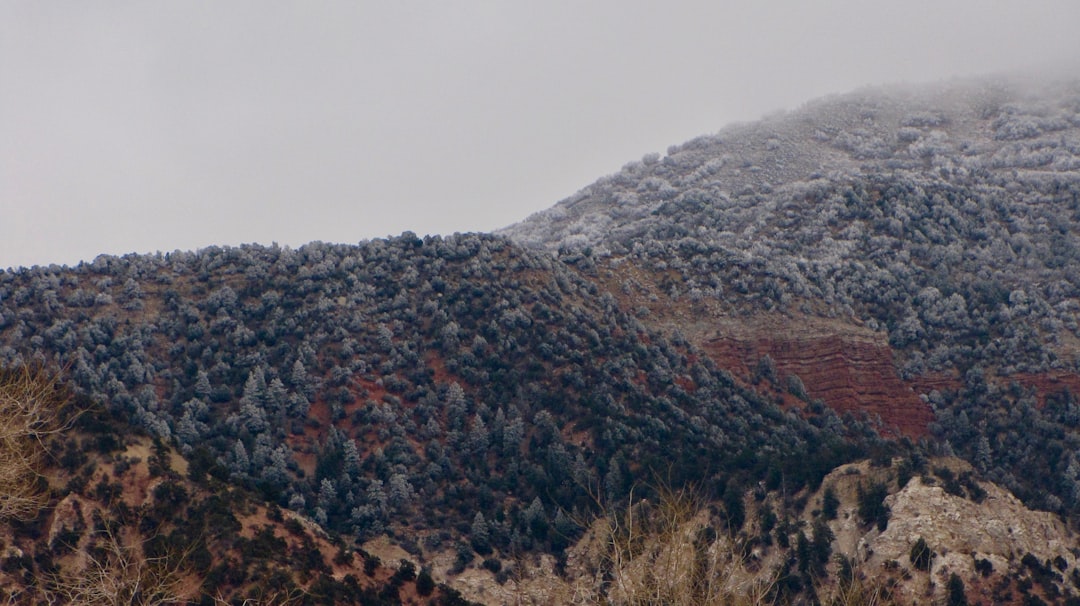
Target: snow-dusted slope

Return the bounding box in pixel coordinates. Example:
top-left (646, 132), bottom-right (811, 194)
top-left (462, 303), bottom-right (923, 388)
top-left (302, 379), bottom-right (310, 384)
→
top-left (503, 75), bottom-right (1080, 254)
top-left (502, 74), bottom-right (1080, 524)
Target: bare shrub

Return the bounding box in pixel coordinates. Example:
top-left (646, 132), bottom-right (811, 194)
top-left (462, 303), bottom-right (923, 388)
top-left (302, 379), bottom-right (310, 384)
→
top-left (211, 587), bottom-right (308, 605)
top-left (584, 484), bottom-right (776, 606)
top-left (822, 574), bottom-right (894, 606)
top-left (45, 523), bottom-right (189, 606)
top-left (0, 365), bottom-right (67, 521)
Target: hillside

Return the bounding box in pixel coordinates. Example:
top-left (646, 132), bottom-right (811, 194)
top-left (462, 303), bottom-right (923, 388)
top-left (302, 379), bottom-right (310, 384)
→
top-left (505, 74), bottom-right (1080, 518)
top-left (0, 366), bottom-right (476, 605)
top-left (0, 234), bottom-right (888, 602)
top-left (4, 73), bottom-right (1080, 604)
top-left (511, 457), bottom-right (1080, 606)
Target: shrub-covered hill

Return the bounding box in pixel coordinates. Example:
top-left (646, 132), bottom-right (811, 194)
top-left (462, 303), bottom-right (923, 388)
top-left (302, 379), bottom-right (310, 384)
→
top-left (0, 366), bottom-right (475, 605)
top-left (506, 75), bottom-right (1080, 376)
top-left (503, 75), bottom-right (1080, 520)
top-left (0, 233), bottom-right (884, 562)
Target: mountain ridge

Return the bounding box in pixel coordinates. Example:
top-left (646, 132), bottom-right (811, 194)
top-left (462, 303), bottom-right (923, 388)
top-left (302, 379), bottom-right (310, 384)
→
top-left (503, 74), bottom-right (1080, 253)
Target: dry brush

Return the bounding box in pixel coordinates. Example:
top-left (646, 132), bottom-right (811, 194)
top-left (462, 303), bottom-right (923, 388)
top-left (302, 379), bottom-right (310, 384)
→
top-left (0, 365), bottom-right (67, 522)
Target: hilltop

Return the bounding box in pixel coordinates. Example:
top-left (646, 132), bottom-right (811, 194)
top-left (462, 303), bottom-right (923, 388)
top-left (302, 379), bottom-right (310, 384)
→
top-left (504, 73), bottom-right (1080, 516)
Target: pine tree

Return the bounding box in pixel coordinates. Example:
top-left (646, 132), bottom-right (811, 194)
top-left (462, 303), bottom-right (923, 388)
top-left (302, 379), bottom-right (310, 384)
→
top-left (470, 512), bottom-right (491, 555)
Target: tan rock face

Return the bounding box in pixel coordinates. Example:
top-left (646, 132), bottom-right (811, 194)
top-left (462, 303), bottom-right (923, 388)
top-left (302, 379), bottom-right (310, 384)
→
top-left (871, 478), bottom-right (1072, 569)
top-left (817, 458), bottom-right (1080, 605)
top-left (443, 458), bottom-right (1080, 605)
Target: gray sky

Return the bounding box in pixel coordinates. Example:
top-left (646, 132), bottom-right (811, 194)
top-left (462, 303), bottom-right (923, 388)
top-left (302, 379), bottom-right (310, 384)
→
top-left (3, 1), bottom-right (1079, 269)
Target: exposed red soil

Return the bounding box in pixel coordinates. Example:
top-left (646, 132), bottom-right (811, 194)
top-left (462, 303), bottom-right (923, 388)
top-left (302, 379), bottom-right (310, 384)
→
top-left (592, 263), bottom-right (939, 437)
top-left (424, 351), bottom-right (455, 385)
top-left (699, 316), bottom-right (1080, 438)
top-left (1004, 371), bottom-right (1080, 407)
top-left (908, 371), bottom-right (963, 397)
top-left (701, 325), bottom-right (934, 438)
top-left (913, 369), bottom-right (1080, 409)
top-left (286, 370), bottom-right (401, 476)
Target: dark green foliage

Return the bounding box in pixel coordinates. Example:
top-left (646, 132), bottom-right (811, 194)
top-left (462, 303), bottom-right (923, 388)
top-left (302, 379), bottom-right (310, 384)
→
top-left (0, 233), bottom-right (886, 552)
top-left (238, 526), bottom-right (288, 562)
top-left (148, 438), bottom-right (172, 478)
top-left (469, 512), bottom-right (492, 555)
top-left (149, 480), bottom-right (188, 519)
top-left (306, 573), bottom-right (385, 605)
top-left (451, 540), bottom-right (474, 575)
top-left (416, 567), bottom-right (436, 596)
top-left (933, 378), bottom-right (1078, 518)
top-left (935, 466), bottom-right (965, 498)
top-left (857, 481), bottom-right (890, 531)
top-left (292, 534), bottom-right (330, 577)
top-left (821, 485), bottom-right (839, 521)
top-left (796, 531), bottom-right (811, 575)
top-left (769, 556), bottom-right (804, 604)
top-left (57, 437), bottom-right (85, 472)
top-left (332, 545), bottom-right (354, 566)
top-left (49, 525), bottom-right (83, 556)
top-left (433, 584), bottom-right (481, 606)
top-left (363, 552), bottom-right (380, 577)
top-left (1021, 552), bottom-right (1066, 599)
top-left (93, 476), bottom-right (122, 503)
top-left (947, 573), bottom-right (968, 606)
top-left (774, 517), bottom-right (793, 549)
top-left (759, 503), bottom-right (777, 536)
top-left (896, 460), bottom-right (914, 490)
top-left (392, 559), bottom-right (416, 583)
top-left (836, 554), bottom-right (855, 586)
top-left (809, 518), bottom-right (834, 577)
top-left (507, 87), bottom-right (1080, 524)
top-left (186, 445), bottom-right (229, 485)
top-left (191, 494), bottom-right (242, 539)
top-left (721, 484), bottom-right (745, 534)
top-left (910, 537), bottom-right (933, 571)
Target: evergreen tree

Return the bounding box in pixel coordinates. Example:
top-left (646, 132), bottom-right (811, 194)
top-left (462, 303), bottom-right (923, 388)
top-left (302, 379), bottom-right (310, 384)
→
top-left (470, 512), bottom-right (491, 555)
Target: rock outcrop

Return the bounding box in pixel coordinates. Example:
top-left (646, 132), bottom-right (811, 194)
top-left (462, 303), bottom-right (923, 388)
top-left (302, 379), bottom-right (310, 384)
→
top-left (473, 456), bottom-right (1080, 605)
top-left (818, 458), bottom-right (1080, 605)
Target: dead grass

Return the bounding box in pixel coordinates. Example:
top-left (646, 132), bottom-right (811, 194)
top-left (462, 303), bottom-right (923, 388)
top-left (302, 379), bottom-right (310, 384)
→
top-left (0, 365), bottom-right (67, 521)
top-left (45, 523), bottom-right (190, 605)
top-left (821, 574), bottom-right (895, 606)
top-left (581, 484), bottom-right (777, 606)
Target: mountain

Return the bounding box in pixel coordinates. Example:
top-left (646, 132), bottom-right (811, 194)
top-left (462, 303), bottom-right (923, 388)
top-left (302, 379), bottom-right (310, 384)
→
top-left (506, 75), bottom-right (1080, 253)
top-left (504, 73), bottom-right (1080, 514)
top-left (3, 73), bottom-right (1080, 604)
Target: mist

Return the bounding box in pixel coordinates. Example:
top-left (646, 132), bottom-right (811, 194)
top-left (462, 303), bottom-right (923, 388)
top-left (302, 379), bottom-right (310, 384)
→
top-left (3, 1), bottom-right (1079, 268)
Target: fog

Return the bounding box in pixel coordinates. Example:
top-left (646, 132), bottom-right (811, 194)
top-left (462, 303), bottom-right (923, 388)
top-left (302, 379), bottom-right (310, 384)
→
top-left (3, 1), bottom-right (1079, 268)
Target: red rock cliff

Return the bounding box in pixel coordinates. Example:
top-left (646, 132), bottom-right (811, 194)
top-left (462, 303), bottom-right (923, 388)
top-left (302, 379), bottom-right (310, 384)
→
top-left (700, 319), bottom-right (934, 438)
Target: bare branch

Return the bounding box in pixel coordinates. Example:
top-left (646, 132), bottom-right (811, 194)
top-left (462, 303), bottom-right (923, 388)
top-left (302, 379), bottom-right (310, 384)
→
top-left (0, 365), bottom-right (67, 522)
top-left (44, 523), bottom-right (189, 606)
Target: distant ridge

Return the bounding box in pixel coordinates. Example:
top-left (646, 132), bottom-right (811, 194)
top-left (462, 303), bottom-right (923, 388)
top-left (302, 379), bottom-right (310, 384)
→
top-left (503, 74), bottom-right (1080, 253)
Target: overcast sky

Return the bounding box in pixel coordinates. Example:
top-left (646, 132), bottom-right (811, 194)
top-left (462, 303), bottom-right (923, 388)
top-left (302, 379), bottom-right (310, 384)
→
top-left (3, 1), bottom-right (1079, 269)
